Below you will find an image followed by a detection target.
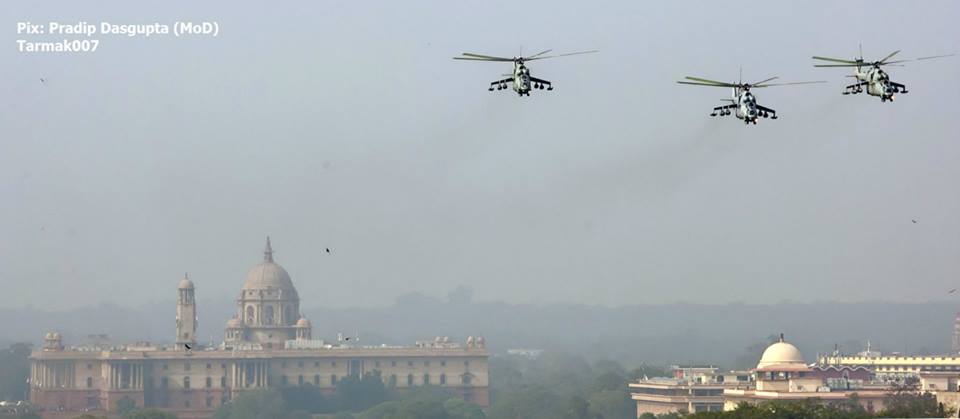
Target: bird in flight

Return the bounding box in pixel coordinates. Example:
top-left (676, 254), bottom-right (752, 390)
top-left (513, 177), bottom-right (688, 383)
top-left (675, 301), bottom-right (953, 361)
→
top-left (40, 78), bottom-right (46, 83)
top-left (185, 344), bottom-right (192, 352)
top-left (949, 289), bottom-right (957, 294)
top-left (325, 248), bottom-right (331, 254)
top-left (912, 220), bottom-right (918, 224)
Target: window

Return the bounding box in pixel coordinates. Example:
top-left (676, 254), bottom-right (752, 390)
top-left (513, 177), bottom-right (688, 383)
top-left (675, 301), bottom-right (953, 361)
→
top-left (389, 374), bottom-right (397, 387)
top-left (206, 398), bottom-right (213, 408)
top-left (407, 361), bottom-right (413, 367)
top-left (281, 376), bottom-right (288, 386)
top-left (265, 306), bottom-right (275, 325)
top-left (162, 364), bottom-right (168, 370)
top-left (440, 374), bottom-right (446, 385)
top-left (298, 375), bottom-right (304, 386)
top-left (281, 361), bottom-right (287, 368)
top-left (183, 377), bottom-right (190, 389)
top-left (462, 373), bottom-right (472, 385)
top-left (246, 306), bottom-right (255, 324)
top-left (206, 377), bottom-right (212, 388)
top-left (185, 400), bottom-right (190, 408)
top-left (221, 363), bottom-right (226, 369)
top-left (86, 377), bottom-right (93, 388)
top-left (424, 361), bottom-right (430, 366)
top-left (184, 363), bottom-right (191, 371)
top-left (407, 374), bottom-right (414, 386)
top-left (314, 375), bottom-right (320, 386)
top-left (391, 361), bottom-right (397, 367)
top-left (221, 377), bottom-right (227, 388)
top-left (297, 361), bottom-right (303, 368)
top-left (331, 375), bottom-right (338, 386)
top-left (314, 362), bottom-right (320, 367)
top-left (206, 363), bottom-right (211, 369)
top-left (375, 361), bottom-right (381, 368)
top-left (86, 364), bottom-right (92, 370)
top-left (423, 374), bottom-right (430, 385)
top-left (440, 360), bottom-right (446, 367)
top-left (331, 361), bottom-right (337, 367)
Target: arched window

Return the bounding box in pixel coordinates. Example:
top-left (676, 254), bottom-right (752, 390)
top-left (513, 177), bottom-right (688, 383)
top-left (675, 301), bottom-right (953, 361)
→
top-left (314, 375), bottom-right (320, 386)
top-left (183, 377), bottom-right (190, 389)
top-left (246, 306), bottom-right (255, 324)
top-left (86, 377), bottom-right (93, 388)
top-left (407, 374), bottom-right (414, 386)
top-left (285, 306), bottom-right (294, 324)
top-left (206, 377), bottom-right (212, 388)
top-left (389, 374), bottom-right (397, 387)
top-left (423, 374), bottom-right (430, 385)
top-left (265, 306), bottom-right (275, 325)
top-left (331, 375), bottom-right (338, 386)
top-left (221, 377), bottom-right (227, 388)
top-left (439, 374), bottom-right (446, 385)
top-left (298, 375), bottom-right (304, 386)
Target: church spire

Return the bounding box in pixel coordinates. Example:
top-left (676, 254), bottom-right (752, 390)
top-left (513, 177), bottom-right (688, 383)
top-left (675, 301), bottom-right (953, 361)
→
top-left (264, 236), bottom-right (274, 262)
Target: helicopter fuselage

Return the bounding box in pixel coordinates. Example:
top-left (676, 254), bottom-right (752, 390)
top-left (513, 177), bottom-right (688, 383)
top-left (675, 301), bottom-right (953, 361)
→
top-left (513, 61), bottom-right (532, 95)
top-left (733, 88), bottom-right (760, 123)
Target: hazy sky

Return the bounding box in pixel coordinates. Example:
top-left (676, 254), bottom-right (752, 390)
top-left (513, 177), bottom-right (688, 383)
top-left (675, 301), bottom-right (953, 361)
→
top-left (2, 1), bottom-right (958, 310)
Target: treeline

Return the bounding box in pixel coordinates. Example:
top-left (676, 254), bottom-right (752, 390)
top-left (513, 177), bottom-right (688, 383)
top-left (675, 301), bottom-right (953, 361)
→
top-left (642, 394), bottom-right (955, 419)
top-left (209, 352), bottom-right (660, 419)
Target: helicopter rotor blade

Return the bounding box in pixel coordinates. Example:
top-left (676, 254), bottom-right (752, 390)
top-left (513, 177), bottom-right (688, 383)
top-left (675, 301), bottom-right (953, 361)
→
top-left (683, 76), bottom-right (734, 86)
top-left (677, 81), bottom-right (738, 88)
top-left (814, 64), bottom-right (863, 68)
top-left (526, 50), bottom-right (599, 61)
top-left (812, 56), bottom-right (863, 65)
top-left (526, 49), bottom-right (553, 59)
top-left (456, 52), bottom-right (515, 61)
top-left (879, 50), bottom-right (901, 64)
top-left (750, 76), bottom-right (779, 86)
top-left (916, 53), bottom-right (957, 61)
top-left (753, 80), bottom-right (828, 88)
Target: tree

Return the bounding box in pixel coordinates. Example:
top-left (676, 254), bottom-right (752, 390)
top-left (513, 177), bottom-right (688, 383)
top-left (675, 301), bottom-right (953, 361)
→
top-left (123, 409), bottom-right (177, 419)
top-left (279, 383), bottom-right (329, 413)
top-left (116, 397), bottom-right (137, 416)
top-left (588, 390), bottom-right (633, 419)
top-left (0, 343), bottom-right (31, 401)
top-left (336, 372), bottom-right (389, 412)
top-left (880, 390), bottom-right (956, 418)
top-left (442, 398), bottom-right (485, 419)
top-left (214, 389), bottom-right (288, 419)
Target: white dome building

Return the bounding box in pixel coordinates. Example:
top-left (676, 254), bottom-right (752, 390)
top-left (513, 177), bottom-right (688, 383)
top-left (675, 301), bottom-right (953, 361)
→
top-left (225, 237), bottom-right (312, 348)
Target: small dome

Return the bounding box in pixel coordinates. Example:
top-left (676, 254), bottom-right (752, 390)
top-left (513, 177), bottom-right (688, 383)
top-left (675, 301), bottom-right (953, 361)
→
top-left (757, 335), bottom-right (805, 368)
top-left (296, 318), bottom-right (312, 327)
top-left (179, 276), bottom-right (195, 289)
top-left (226, 318), bottom-right (242, 328)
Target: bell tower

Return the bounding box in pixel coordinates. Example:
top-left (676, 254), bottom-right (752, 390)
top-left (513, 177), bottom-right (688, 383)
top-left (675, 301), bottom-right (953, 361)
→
top-left (176, 273), bottom-right (198, 347)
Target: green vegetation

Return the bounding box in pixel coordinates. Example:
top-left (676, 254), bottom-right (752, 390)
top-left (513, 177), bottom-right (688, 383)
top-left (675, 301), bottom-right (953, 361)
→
top-left (0, 343), bottom-right (31, 402)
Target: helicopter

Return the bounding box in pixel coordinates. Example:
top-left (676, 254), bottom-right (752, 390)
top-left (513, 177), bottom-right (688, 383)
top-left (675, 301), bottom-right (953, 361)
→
top-left (677, 72), bottom-right (826, 125)
top-left (812, 46), bottom-right (956, 102)
top-left (453, 49), bottom-right (597, 96)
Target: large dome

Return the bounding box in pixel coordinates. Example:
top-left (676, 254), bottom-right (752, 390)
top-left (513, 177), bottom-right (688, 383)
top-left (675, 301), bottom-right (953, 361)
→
top-left (757, 335), bottom-right (805, 368)
top-left (243, 262), bottom-right (295, 290)
top-left (242, 237), bottom-right (297, 292)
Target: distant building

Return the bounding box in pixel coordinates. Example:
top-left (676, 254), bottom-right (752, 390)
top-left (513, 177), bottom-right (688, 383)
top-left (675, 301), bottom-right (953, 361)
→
top-left (723, 335), bottom-right (892, 413)
top-left (629, 365), bottom-right (752, 415)
top-left (818, 350), bottom-right (960, 381)
top-left (505, 349), bottom-right (543, 359)
top-left (953, 312), bottom-right (960, 354)
top-left (29, 239), bottom-right (490, 419)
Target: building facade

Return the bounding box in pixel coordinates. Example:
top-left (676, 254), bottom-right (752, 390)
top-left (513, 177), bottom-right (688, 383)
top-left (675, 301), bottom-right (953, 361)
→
top-left (723, 335), bottom-right (891, 413)
top-left (629, 366), bottom-right (752, 415)
top-left (29, 239), bottom-right (490, 418)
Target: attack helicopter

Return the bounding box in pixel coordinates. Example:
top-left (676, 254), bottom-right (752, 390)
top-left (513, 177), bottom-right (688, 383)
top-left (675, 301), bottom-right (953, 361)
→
top-left (812, 46), bottom-right (956, 102)
top-left (677, 72), bottom-right (825, 125)
top-left (453, 49), bottom-right (597, 96)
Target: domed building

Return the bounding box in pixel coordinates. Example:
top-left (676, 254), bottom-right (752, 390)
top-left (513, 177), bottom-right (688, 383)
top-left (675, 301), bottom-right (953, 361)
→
top-left (225, 237), bottom-right (310, 348)
top-left (28, 237), bottom-right (490, 417)
top-left (723, 334), bottom-right (894, 413)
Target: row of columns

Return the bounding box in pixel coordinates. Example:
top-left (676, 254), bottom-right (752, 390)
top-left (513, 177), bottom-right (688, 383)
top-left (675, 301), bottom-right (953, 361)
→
top-left (231, 360), bottom-right (270, 388)
top-left (30, 361), bottom-right (76, 388)
top-left (107, 362), bottom-right (145, 389)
